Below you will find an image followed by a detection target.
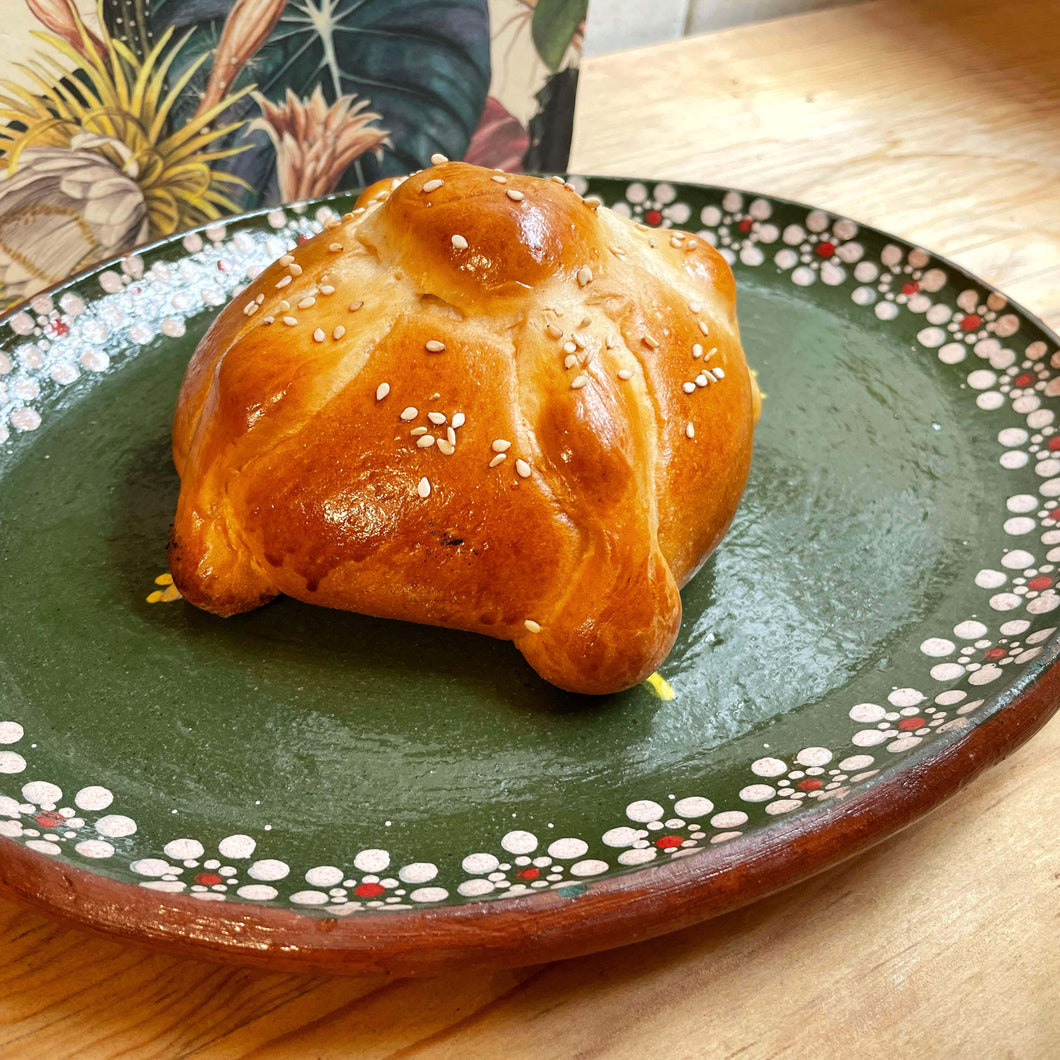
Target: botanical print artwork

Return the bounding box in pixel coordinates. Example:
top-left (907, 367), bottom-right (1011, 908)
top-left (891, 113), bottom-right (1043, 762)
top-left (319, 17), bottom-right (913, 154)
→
top-left (0, 0), bottom-right (585, 309)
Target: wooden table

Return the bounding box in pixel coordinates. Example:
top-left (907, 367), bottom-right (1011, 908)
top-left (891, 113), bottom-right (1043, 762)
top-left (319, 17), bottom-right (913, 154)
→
top-left (3, 0), bottom-right (1058, 1055)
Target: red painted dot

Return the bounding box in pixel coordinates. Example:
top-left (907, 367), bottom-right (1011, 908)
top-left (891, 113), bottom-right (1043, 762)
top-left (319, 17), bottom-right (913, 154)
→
top-left (738, 217), bottom-right (754, 233)
top-left (960, 313), bottom-right (981, 331)
top-left (34, 811), bottom-right (65, 829)
top-left (816, 241), bottom-right (836, 258)
top-left (655, 834), bottom-right (684, 850)
top-left (1047, 436), bottom-right (1060, 451)
top-left (1015, 373), bottom-right (1034, 386)
top-left (216, 260), bottom-right (226, 271)
top-left (516, 867), bottom-right (540, 880)
top-left (195, 873), bottom-right (223, 886)
top-left (1028, 575), bottom-right (1053, 590)
top-left (898, 717), bottom-right (926, 731)
top-left (796, 778), bottom-right (823, 791)
top-left (984, 647), bottom-right (1007, 660)
top-left (1048, 509), bottom-right (1060, 521)
top-left (354, 882), bottom-right (386, 898)
top-left (645, 209), bottom-right (663, 227)
top-left (901, 281), bottom-right (920, 296)
top-left (45, 319), bottom-right (70, 338)
top-left (298, 234), bottom-right (311, 243)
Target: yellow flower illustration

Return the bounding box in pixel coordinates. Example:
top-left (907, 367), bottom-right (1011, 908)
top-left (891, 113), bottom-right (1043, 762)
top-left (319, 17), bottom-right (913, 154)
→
top-left (0, 2), bottom-right (251, 307)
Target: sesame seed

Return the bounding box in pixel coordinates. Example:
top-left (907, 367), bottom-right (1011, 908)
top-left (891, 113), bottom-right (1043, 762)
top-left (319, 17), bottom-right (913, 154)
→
top-left (563, 341), bottom-right (577, 355)
top-left (278, 300), bottom-right (291, 311)
top-left (376, 383), bottom-right (390, 400)
top-left (262, 315), bottom-right (274, 325)
top-left (515, 459), bottom-right (531, 478)
top-left (400, 406), bottom-right (418, 421)
top-left (422, 178), bottom-right (444, 193)
top-left (328, 242), bottom-right (343, 252)
top-left (353, 207), bottom-right (365, 216)
top-left (437, 439), bottom-right (455, 455)
top-left (635, 222), bottom-right (648, 231)
top-left (313, 328), bottom-right (325, 342)
top-left (682, 381), bottom-right (696, 393)
top-left (410, 426), bottom-right (429, 436)
top-left (491, 174), bottom-right (508, 183)
top-left (488, 453), bottom-right (507, 468)
top-left (243, 302), bottom-right (258, 315)
top-left (255, 293), bottom-right (265, 303)
top-left (430, 152), bottom-right (448, 164)
top-left (692, 343), bottom-right (704, 358)
top-left (687, 239), bottom-right (698, 249)
top-left (564, 182), bottom-right (577, 192)
top-left (570, 375), bottom-right (587, 389)
top-left (428, 412), bottom-right (447, 425)
top-left (696, 373), bottom-right (709, 387)
top-left (283, 316), bottom-right (297, 326)
top-left (279, 254), bottom-right (294, 265)
top-left (451, 412), bottom-right (466, 428)
top-left (610, 245), bottom-right (627, 257)
top-left (524, 619), bottom-right (542, 633)
top-left (492, 439), bottom-right (511, 453)
top-left (506, 189), bottom-right (525, 202)
top-left (447, 426), bottom-right (457, 446)
top-left (349, 300), bottom-right (364, 312)
top-left (686, 422), bottom-right (695, 439)
top-left (425, 340), bottom-right (446, 353)
top-left (333, 325), bottom-right (346, 340)
top-left (546, 323), bottom-right (563, 339)
top-left (649, 237), bottom-right (657, 248)
top-left (606, 335), bottom-right (620, 349)
top-left (576, 265), bottom-right (593, 287)
top-left (617, 368), bottom-right (633, 380)
top-left (712, 366), bottom-right (726, 379)
top-left (584, 196), bottom-right (601, 210)
top-left (325, 217), bottom-right (340, 229)
top-left (572, 333), bottom-right (586, 349)
top-left (564, 354), bottom-right (578, 369)
top-left (298, 296), bottom-right (316, 309)
top-left (698, 321), bottom-right (710, 335)
top-left (580, 315), bottom-right (592, 328)
top-left (706, 346), bottom-right (718, 359)
top-left (319, 285), bottom-right (335, 295)
top-left (643, 334), bottom-right (659, 349)
top-left (417, 477), bottom-right (432, 498)
top-left (289, 262), bottom-right (303, 276)
top-left (451, 234), bottom-right (468, 250)
top-left (550, 175), bottom-right (565, 184)
top-left (276, 275), bottom-right (292, 288)
top-left (670, 235), bottom-right (684, 248)
top-left (417, 435), bottom-right (436, 448)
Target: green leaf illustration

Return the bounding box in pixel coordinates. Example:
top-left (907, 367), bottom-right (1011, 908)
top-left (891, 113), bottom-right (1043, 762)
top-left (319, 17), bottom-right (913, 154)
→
top-left (531, 0), bottom-right (586, 72)
top-left (151, 0), bottom-right (491, 202)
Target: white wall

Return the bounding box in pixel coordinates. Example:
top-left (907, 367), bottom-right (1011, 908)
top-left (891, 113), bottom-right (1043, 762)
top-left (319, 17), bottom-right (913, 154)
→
top-left (583, 0), bottom-right (860, 56)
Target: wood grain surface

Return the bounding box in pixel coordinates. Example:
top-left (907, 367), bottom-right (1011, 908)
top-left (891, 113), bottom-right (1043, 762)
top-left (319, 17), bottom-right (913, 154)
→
top-left (2, 0), bottom-right (1059, 1054)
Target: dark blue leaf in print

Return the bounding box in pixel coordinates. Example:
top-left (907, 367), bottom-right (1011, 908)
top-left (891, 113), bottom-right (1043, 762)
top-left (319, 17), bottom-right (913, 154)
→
top-left (149, 0), bottom-right (491, 205)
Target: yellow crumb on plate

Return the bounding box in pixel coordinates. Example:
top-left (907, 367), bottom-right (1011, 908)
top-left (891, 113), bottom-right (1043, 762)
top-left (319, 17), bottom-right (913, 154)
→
top-left (645, 672), bottom-right (674, 700)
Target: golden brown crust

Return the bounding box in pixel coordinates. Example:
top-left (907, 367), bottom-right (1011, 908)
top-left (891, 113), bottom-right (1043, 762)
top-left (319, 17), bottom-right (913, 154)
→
top-left (169, 163), bottom-right (758, 694)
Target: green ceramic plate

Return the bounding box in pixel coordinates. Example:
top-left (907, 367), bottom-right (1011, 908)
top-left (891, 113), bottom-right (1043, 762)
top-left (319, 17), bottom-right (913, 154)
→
top-left (1, 177), bottom-right (1059, 972)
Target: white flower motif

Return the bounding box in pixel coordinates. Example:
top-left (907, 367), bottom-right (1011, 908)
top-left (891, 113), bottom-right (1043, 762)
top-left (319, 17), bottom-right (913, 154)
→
top-left (851, 244), bottom-right (948, 321)
top-left (697, 191), bottom-right (780, 266)
top-left (772, 210), bottom-right (864, 287)
top-left (612, 181), bottom-right (692, 228)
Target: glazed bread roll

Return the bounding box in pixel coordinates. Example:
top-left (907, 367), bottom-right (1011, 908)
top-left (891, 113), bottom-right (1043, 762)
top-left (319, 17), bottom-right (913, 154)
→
top-left (169, 163), bottom-right (760, 695)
